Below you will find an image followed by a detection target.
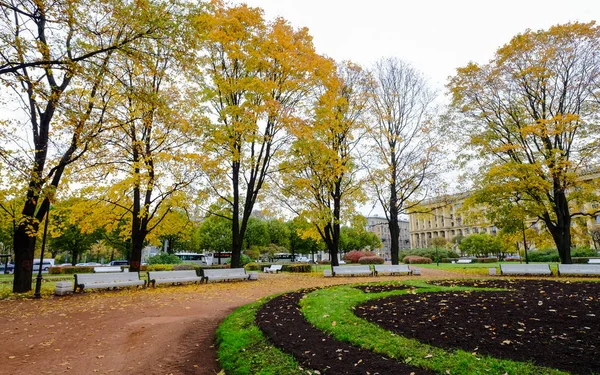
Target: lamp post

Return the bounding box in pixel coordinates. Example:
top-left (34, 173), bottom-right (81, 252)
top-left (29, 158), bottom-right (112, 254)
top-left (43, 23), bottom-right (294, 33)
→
top-left (33, 209), bottom-right (50, 299)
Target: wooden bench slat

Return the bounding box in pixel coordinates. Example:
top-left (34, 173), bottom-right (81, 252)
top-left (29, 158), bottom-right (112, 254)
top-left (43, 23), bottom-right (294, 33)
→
top-left (499, 264), bottom-right (552, 275)
top-left (264, 265), bottom-right (283, 273)
top-left (74, 272), bottom-right (146, 292)
top-left (203, 268), bottom-right (249, 283)
top-left (332, 265), bottom-right (372, 276)
top-left (373, 264), bottom-right (412, 276)
top-left (93, 266), bottom-right (123, 273)
top-left (148, 270), bottom-right (203, 287)
top-left (558, 264), bottom-right (600, 276)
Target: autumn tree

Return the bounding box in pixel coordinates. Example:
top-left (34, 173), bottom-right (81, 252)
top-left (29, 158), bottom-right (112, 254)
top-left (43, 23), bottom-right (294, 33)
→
top-left (365, 57), bottom-right (443, 265)
top-left (448, 22), bottom-right (600, 264)
top-left (192, 2), bottom-right (325, 268)
top-left (0, 0), bottom-right (169, 292)
top-left (79, 10), bottom-right (200, 272)
top-left (279, 62), bottom-right (369, 266)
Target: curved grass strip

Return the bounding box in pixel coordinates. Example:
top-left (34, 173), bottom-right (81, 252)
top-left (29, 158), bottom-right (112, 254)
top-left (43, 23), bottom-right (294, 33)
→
top-left (301, 282), bottom-right (569, 375)
top-left (217, 297), bottom-right (307, 375)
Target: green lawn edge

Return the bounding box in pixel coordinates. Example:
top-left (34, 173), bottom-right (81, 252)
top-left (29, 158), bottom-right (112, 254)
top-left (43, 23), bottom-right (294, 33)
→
top-left (216, 296), bottom-right (311, 375)
top-left (300, 280), bottom-right (570, 375)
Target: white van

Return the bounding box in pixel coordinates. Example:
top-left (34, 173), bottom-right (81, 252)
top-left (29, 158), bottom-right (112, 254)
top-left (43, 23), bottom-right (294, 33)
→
top-left (33, 259), bottom-right (55, 272)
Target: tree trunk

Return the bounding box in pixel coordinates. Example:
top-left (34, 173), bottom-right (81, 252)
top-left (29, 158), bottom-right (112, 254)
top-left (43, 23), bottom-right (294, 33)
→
top-left (388, 150), bottom-right (400, 264)
top-left (12, 225), bottom-right (36, 293)
top-left (545, 190), bottom-right (572, 264)
top-left (130, 229), bottom-right (145, 272)
top-left (389, 211), bottom-right (400, 264)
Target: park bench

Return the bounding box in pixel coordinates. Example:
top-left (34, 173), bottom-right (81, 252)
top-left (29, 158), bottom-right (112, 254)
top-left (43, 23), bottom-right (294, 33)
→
top-left (588, 259), bottom-right (600, 264)
top-left (93, 266), bottom-right (123, 273)
top-left (203, 268), bottom-right (250, 283)
top-left (499, 263), bottom-right (552, 276)
top-left (373, 264), bottom-right (412, 276)
top-left (74, 272), bottom-right (146, 292)
top-left (263, 264), bottom-right (283, 273)
top-left (147, 270), bottom-right (203, 287)
top-left (456, 259), bottom-right (472, 264)
top-left (557, 264), bottom-right (600, 276)
top-left (332, 265), bottom-right (372, 277)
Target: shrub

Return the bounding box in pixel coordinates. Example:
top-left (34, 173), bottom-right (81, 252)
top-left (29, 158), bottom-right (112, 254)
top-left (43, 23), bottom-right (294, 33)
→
top-left (399, 248), bottom-right (459, 261)
top-left (344, 250), bottom-right (375, 263)
top-left (244, 262), bottom-right (260, 271)
top-left (282, 264), bottom-right (311, 273)
top-left (317, 260), bottom-right (331, 265)
top-left (472, 258), bottom-right (497, 263)
top-left (239, 254), bottom-right (252, 267)
top-left (173, 264), bottom-right (195, 270)
top-left (358, 256), bottom-right (385, 264)
top-left (403, 256), bottom-right (432, 264)
top-left (146, 264), bottom-right (175, 271)
top-left (571, 246), bottom-right (597, 257)
top-left (148, 253), bottom-right (182, 265)
top-left (49, 266), bottom-right (94, 274)
top-left (527, 248), bottom-right (560, 262)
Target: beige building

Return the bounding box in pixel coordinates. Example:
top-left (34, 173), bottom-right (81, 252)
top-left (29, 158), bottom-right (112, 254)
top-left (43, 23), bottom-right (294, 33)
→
top-left (409, 193), bottom-right (498, 248)
top-left (366, 216), bottom-right (410, 260)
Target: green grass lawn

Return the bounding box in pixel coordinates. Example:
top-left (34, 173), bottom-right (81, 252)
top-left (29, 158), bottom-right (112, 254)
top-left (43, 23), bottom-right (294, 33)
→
top-left (217, 280), bottom-right (570, 375)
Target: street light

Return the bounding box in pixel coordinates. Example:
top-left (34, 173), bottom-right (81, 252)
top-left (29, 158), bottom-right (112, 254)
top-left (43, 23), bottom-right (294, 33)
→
top-left (33, 209), bottom-right (50, 299)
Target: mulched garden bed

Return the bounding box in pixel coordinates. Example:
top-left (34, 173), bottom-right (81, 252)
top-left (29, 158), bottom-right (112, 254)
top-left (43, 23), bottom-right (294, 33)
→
top-left (356, 280), bottom-right (600, 375)
top-left (256, 291), bottom-right (436, 375)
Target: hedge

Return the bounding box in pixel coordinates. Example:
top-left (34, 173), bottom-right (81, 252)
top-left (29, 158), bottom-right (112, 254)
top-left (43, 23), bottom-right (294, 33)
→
top-left (358, 256), bottom-right (385, 264)
top-left (282, 264), bottom-right (311, 272)
top-left (403, 256), bottom-right (432, 264)
top-left (49, 266), bottom-right (94, 274)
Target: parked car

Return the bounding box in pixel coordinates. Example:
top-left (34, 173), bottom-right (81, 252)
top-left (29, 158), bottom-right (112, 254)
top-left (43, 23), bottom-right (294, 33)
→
top-left (109, 260), bottom-right (129, 266)
top-left (0, 263), bottom-right (14, 274)
top-left (33, 259), bottom-right (54, 272)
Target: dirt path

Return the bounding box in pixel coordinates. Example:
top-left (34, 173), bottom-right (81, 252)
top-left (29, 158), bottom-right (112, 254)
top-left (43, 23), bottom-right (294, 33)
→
top-left (0, 268), bottom-right (463, 375)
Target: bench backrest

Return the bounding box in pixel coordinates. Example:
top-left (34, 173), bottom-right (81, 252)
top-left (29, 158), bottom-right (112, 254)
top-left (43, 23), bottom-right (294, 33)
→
top-left (76, 272), bottom-right (140, 284)
top-left (269, 265), bottom-right (283, 270)
top-left (374, 264), bottom-right (411, 272)
top-left (148, 270), bottom-right (199, 279)
top-left (558, 264), bottom-right (600, 275)
top-left (457, 259), bottom-right (472, 263)
top-left (333, 265), bottom-right (371, 273)
top-left (94, 266), bottom-right (123, 273)
top-left (588, 259), bottom-right (600, 264)
top-left (500, 264), bottom-right (552, 275)
top-left (203, 268), bottom-right (247, 277)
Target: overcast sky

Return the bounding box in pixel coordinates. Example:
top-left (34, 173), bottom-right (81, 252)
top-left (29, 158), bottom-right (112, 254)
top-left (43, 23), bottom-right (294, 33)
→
top-left (241, 0), bottom-right (600, 96)
top-left (238, 1), bottom-right (600, 217)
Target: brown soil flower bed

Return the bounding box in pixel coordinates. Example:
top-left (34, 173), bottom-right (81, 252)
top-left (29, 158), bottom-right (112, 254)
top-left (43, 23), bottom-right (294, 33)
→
top-left (356, 280), bottom-right (600, 375)
top-left (256, 291), bottom-right (436, 375)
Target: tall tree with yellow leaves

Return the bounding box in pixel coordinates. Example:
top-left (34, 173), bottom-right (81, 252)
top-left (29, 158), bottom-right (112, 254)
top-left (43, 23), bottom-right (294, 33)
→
top-left (192, 2), bottom-right (327, 268)
top-left (78, 8), bottom-right (201, 272)
top-left (279, 62), bottom-right (370, 266)
top-left (0, 0), bottom-right (170, 292)
top-left (448, 22), bottom-right (600, 264)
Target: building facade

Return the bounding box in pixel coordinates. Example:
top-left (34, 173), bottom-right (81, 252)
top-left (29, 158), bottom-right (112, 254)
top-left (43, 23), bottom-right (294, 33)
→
top-left (366, 216), bottom-right (410, 260)
top-left (408, 193), bottom-right (497, 248)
